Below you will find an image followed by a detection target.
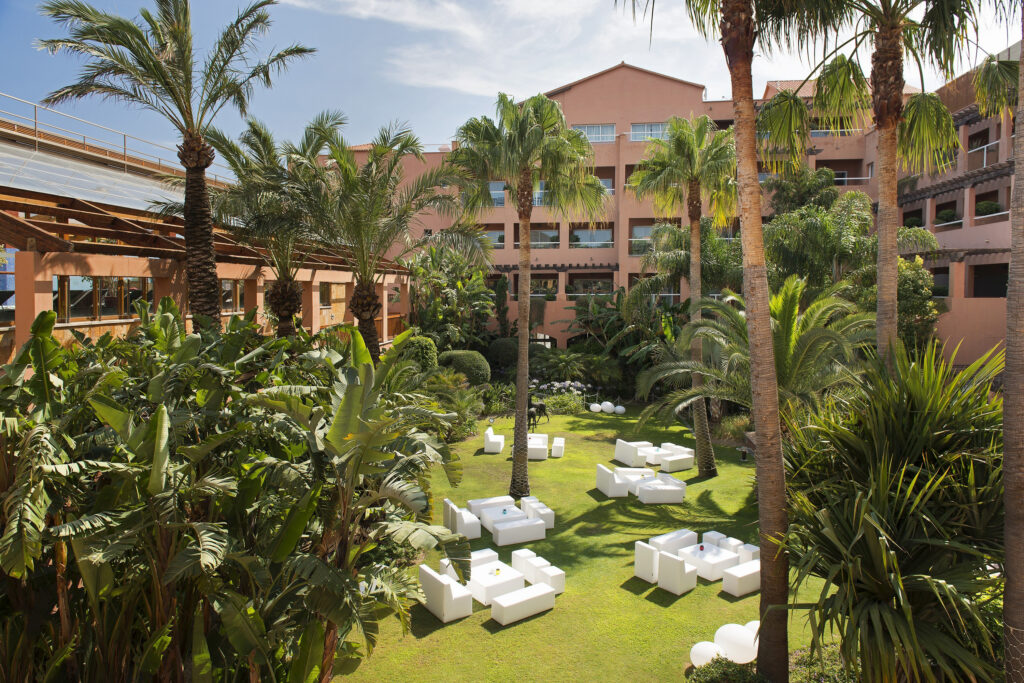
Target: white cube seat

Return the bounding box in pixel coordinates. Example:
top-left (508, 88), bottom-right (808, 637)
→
top-left (634, 541), bottom-right (659, 583)
top-left (595, 464), bottom-right (630, 498)
top-left (493, 517), bottom-right (546, 546)
top-left (490, 583), bottom-right (556, 626)
top-left (739, 544), bottom-right (761, 563)
top-left (657, 552), bottom-right (697, 596)
top-left (418, 564), bottom-right (473, 623)
top-left (649, 529), bottom-right (699, 555)
top-left (723, 560), bottom-right (761, 597)
top-left (521, 496), bottom-right (555, 529)
top-left (470, 548), bottom-right (499, 568)
top-left (527, 433), bottom-right (549, 460)
top-left (537, 565), bottom-right (565, 594)
top-left (660, 442), bottom-right (691, 455)
top-left (613, 439), bottom-right (653, 467)
top-left (467, 495), bottom-right (515, 517)
top-left (719, 537), bottom-right (744, 554)
top-left (524, 556), bottom-right (551, 584)
top-left (483, 427), bottom-right (505, 454)
top-left (636, 474), bottom-right (686, 504)
top-left (702, 531), bottom-right (727, 547)
top-left (660, 452), bottom-right (695, 472)
top-left (551, 437), bottom-right (565, 458)
top-left (510, 549), bottom-right (536, 572)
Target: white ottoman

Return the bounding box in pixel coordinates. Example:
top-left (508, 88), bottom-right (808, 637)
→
top-left (551, 437), bottom-right (565, 458)
top-left (719, 537), bottom-right (744, 554)
top-left (490, 583), bottom-right (556, 625)
top-left (537, 565), bottom-right (565, 594)
top-left (722, 560), bottom-right (761, 597)
top-left (493, 518), bottom-right (546, 546)
top-left (660, 452), bottom-right (694, 472)
top-left (739, 544), bottom-right (761, 563)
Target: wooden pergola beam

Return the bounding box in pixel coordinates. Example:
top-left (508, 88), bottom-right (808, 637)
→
top-left (0, 211), bottom-right (73, 252)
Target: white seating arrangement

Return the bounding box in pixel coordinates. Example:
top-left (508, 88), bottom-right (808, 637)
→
top-left (739, 544), bottom-right (760, 563)
top-left (493, 517), bottom-right (546, 546)
top-left (510, 549), bottom-right (566, 594)
top-left (418, 564), bottom-right (473, 623)
top-left (613, 439), bottom-right (653, 467)
top-left (520, 496), bottom-right (555, 529)
top-left (467, 495), bottom-right (515, 517)
top-left (551, 436), bottom-right (565, 458)
top-left (480, 504), bottom-right (527, 533)
top-left (649, 528), bottom-right (698, 554)
top-left (657, 551), bottom-right (698, 595)
top-left (470, 548), bottom-right (499, 567)
top-left (636, 474), bottom-right (687, 504)
top-left (490, 583), bottom-right (556, 625)
top-left (660, 452), bottom-right (695, 473)
top-left (639, 445), bottom-right (671, 466)
top-left (483, 427), bottom-right (505, 454)
top-left (595, 464), bottom-right (630, 497)
top-left (442, 498), bottom-right (481, 539)
top-left (617, 467), bottom-right (657, 495)
top-left (537, 565), bottom-right (566, 594)
top-left (634, 541), bottom-right (660, 583)
top-left (468, 559), bottom-right (526, 605)
top-left (527, 433), bottom-right (548, 460)
top-left (722, 560), bottom-right (761, 597)
top-left (678, 542), bottom-right (740, 581)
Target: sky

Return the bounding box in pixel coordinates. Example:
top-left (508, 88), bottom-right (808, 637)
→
top-left (0, 0), bottom-right (1017, 156)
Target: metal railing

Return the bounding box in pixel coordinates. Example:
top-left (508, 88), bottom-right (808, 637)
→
top-left (933, 218), bottom-right (964, 230)
top-left (810, 128), bottom-right (863, 137)
top-left (570, 239), bottom-right (614, 248)
top-left (489, 191), bottom-right (505, 207)
top-left (967, 140), bottom-right (1000, 170)
top-left (0, 90), bottom-right (233, 183)
top-left (628, 237), bottom-right (652, 255)
top-left (834, 176), bottom-right (871, 186)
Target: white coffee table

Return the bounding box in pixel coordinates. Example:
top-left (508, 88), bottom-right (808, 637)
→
top-left (468, 561), bottom-right (525, 605)
top-left (624, 473), bottom-right (658, 495)
top-left (678, 543), bottom-right (741, 580)
top-left (480, 505), bottom-right (527, 532)
top-left (639, 446), bottom-right (671, 466)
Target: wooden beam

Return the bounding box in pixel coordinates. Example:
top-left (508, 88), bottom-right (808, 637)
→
top-left (71, 242), bottom-right (185, 259)
top-left (70, 198), bottom-right (186, 251)
top-left (0, 211), bottom-right (72, 251)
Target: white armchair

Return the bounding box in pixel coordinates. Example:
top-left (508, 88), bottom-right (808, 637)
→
top-left (419, 564), bottom-right (473, 623)
top-left (484, 427), bottom-right (505, 454)
top-left (595, 464), bottom-right (630, 498)
top-left (443, 498), bottom-right (481, 539)
top-left (636, 474), bottom-right (687, 504)
top-left (657, 552), bottom-right (697, 595)
top-left (613, 439), bottom-right (653, 467)
top-left (634, 541), bottom-right (659, 583)
top-left (527, 433), bottom-right (549, 460)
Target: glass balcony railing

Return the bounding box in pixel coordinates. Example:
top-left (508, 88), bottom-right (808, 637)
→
top-left (629, 238), bottom-right (652, 256)
top-left (967, 141), bottom-right (1000, 171)
top-left (489, 191), bottom-right (505, 207)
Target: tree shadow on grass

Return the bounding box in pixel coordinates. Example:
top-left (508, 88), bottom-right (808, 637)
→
top-left (479, 609), bottom-right (554, 634)
top-left (408, 604), bottom-right (448, 639)
top-left (716, 590), bottom-right (754, 604)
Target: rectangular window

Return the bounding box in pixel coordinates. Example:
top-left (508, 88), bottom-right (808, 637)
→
top-left (516, 223), bottom-right (559, 249)
top-left (530, 275), bottom-right (558, 298)
top-left (319, 282), bottom-right (332, 308)
top-left (53, 275), bottom-right (152, 322)
top-left (866, 162), bottom-right (874, 178)
top-left (219, 279), bottom-right (245, 313)
top-left (567, 273), bottom-right (614, 297)
top-left (930, 267), bottom-right (950, 297)
top-left (570, 223), bottom-right (614, 248)
top-left (572, 124), bottom-right (615, 143)
top-left (599, 177), bottom-right (614, 195)
top-left (631, 122), bottom-right (668, 142)
top-left (483, 228), bottom-right (505, 249)
top-left (971, 263), bottom-right (1008, 298)
top-left (488, 181), bottom-right (506, 207)
top-left (0, 269), bottom-right (13, 325)
top-left (533, 180), bottom-right (548, 206)
top-left (629, 224), bottom-right (655, 255)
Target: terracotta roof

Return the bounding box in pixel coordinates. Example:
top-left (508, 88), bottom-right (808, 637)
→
top-left (349, 143), bottom-right (373, 151)
top-left (545, 62), bottom-right (706, 97)
top-left (764, 78), bottom-right (922, 99)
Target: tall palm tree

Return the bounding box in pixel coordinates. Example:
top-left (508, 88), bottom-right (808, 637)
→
top-left (974, 32), bottom-right (1024, 683)
top-left (629, 115), bottom-right (735, 478)
top-left (299, 125), bottom-right (487, 363)
top-left (449, 93), bottom-right (605, 499)
top-left (205, 112), bottom-right (346, 337)
top-left (39, 0), bottom-right (314, 330)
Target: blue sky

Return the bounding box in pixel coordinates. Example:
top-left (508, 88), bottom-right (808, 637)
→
top-left (0, 0), bottom-right (1016, 152)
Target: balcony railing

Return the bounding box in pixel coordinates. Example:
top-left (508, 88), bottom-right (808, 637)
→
top-left (934, 218), bottom-right (963, 230)
top-left (490, 191), bottom-right (505, 207)
top-left (514, 241), bottom-right (560, 249)
top-left (533, 190), bottom-right (547, 206)
top-left (570, 240), bottom-right (614, 248)
top-left (809, 128), bottom-right (862, 137)
top-left (628, 238), bottom-right (652, 256)
top-left (834, 176), bottom-right (871, 186)
top-left (967, 140), bottom-right (1000, 171)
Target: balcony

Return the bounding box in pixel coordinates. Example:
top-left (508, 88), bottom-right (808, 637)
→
top-left (628, 238), bottom-right (652, 256)
top-left (490, 191), bottom-right (505, 207)
top-left (809, 128), bottom-right (862, 137)
top-left (967, 140), bottom-right (1000, 171)
top-left (833, 175), bottom-right (870, 187)
top-left (533, 190), bottom-right (548, 206)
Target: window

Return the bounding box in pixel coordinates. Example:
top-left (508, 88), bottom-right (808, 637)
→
top-left (53, 275), bottom-right (152, 321)
top-left (572, 124), bottom-right (615, 143)
top-left (489, 181), bottom-right (506, 207)
top-left (483, 227), bottom-right (505, 249)
top-left (570, 222), bottom-right (613, 248)
top-left (220, 279), bottom-right (245, 312)
top-left (866, 162), bottom-right (874, 178)
top-left (930, 267), bottom-right (949, 297)
top-left (631, 122), bottom-right (668, 141)
top-left (599, 177), bottom-right (614, 195)
top-left (629, 224), bottom-right (655, 255)
top-left (530, 275), bottom-right (558, 299)
top-left (567, 273), bottom-right (614, 297)
top-left (319, 282), bottom-right (333, 308)
top-left (533, 180), bottom-right (548, 206)
top-left (971, 263), bottom-right (1008, 298)
top-left (515, 223), bottom-right (559, 248)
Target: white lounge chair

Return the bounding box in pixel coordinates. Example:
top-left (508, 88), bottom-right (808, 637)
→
top-left (595, 464), bottom-right (630, 498)
top-left (493, 517), bottom-right (546, 546)
top-left (418, 564), bottom-right (473, 623)
top-left (636, 474), bottom-right (686, 504)
top-left (527, 433), bottom-right (548, 460)
top-left (634, 541), bottom-right (659, 583)
top-left (657, 551), bottom-right (697, 596)
top-left (613, 439), bottom-right (653, 467)
top-left (443, 498), bottom-right (481, 539)
top-left (649, 529), bottom-right (698, 555)
top-left (490, 583), bottom-right (556, 625)
top-left (551, 437), bottom-right (565, 458)
top-left (723, 560), bottom-right (761, 597)
top-left (483, 427), bottom-right (505, 454)
top-left (467, 495), bottom-right (515, 517)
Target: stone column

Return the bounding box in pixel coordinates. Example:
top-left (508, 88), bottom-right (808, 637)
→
top-left (949, 259), bottom-right (968, 299)
top-left (302, 279), bottom-right (320, 334)
top-left (14, 251), bottom-right (55, 349)
top-left (963, 186), bottom-right (976, 228)
top-left (244, 276), bottom-right (264, 331)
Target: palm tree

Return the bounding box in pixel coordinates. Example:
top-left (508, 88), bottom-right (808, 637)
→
top-left (39, 0), bottom-right (314, 330)
top-left (637, 275), bottom-right (875, 418)
top-left (298, 125), bottom-right (487, 363)
top-left (204, 112), bottom-right (346, 337)
top-left (973, 35), bottom-right (1024, 683)
top-left (449, 93), bottom-right (605, 499)
top-left (628, 115), bottom-right (735, 478)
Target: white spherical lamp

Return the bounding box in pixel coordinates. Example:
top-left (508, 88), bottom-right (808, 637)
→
top-left (714, 624), bottom-right (757, 664)
top-left (600, 401), bottom-right (614, 413)
top-left (689, 641), bottom-right (725, 668)
top-left (614, 405), bottom-right (626, 415)
top-left (744, 620), bottom-right (760, 635)
top-left (589, 403), bottom-right (602, 413)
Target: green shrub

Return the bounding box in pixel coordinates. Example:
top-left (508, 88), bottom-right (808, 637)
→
top-left (902, 216), bottom-right (923, 228)
top-left (935, 208), bottom-right (958, 223)
top-left (439, 350), bottom-right (491, 385)
top-left (712, 413), bottom-right (751, 442)
top-left (404, 335), bottom-right (438, 371)
top-left (975, 200), bottom-right (1003, 216)
top-left (687, 657), bottom-right (767, 682)
top-left (482, 382), bottom-right (515, 415)
top-left (487, 337), bottom-right (518, 370)
top-left (543, 392), bottom-right (585, 415)
top-left (789, 645), bottom-right (858, 683)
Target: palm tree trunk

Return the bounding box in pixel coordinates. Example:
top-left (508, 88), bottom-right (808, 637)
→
top-left (267, 278), bottom-right (303, 338)
top-left (510, 175), bottom-right (533, 499)
top-left (721, 2), bottom-right (789, 679)
top-left (1004, 12), bottom-right (1024, 681)
top-left (687, 184), bottom-right (716, 477)
top-left (351, 279), bottom-right (383, 363)
top-left (871, 26), bottom-right (905, 368)
top-left (178, 131), bottom-right (222, 332)
top-left (318, 621), bottom-right (338, 683)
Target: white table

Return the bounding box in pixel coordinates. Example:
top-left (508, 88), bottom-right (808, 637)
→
top-left (480, 505), bottom-right (527, 532)
top-left (678, 543), bottom-right (741, 581)
top-left (639, 446), bottom-right (671, 466)
top-left (468, 561), bottom-right (525, 605)
top-left (624, 473), bottom-right (658, 496)
top-left (615, 467), bottom-right (656, 495)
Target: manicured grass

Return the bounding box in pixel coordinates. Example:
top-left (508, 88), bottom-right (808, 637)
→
top-left (343, 410), bottom-right (816, 682)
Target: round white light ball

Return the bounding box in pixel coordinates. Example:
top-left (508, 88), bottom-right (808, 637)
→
top-left (600, 401), bottom-right (614, 413)
top-left (744, 620), bottom-right (760, 635)
top-left (689, 641), bottom-right (725, 668)
top-left (614, 405), bottom-right (626, 415)
top-left (589, 403), bottom-right (602, 413)
top-left (714, 624), bottom-right (757, 664)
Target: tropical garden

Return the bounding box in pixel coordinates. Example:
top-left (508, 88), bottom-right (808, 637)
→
top-left (0, 0), bottom-right (1019, 681)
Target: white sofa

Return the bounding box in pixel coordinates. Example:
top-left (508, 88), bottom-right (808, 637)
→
top-left (634, 541), bottom-right (659, 583)
top-left (739, 544), bottom-right (760, 563)
top-left (660, 452), bottom-right (695, 473)
top-left (551, 436), bottom-right (565, 458)
top-left (649, 529), bottom-right (698, 555)
top-left (639, 446), bottom-right (670, 466)
top-left (493, 517), bottom-right (546, 546)
top-left (484, 427), bottom-right (505, 454)
top-left (440, 548), bottom-right (498, 582)
top-left (636, 474), bottom-right (686, 504)
top-left (418, 564), bottom-right (473, 623)
top-left (467, 495), bottom-right (515, 517)
top-left (613, 439), bottom-right (653, 467)
top-left (595, 464), bottom-right (630, 498)
top-left (520, 496), bottom-right (555, 529)
top-left (490, 583), bottom-right (556, 625)
top-left (723, 560), bottom-right (761, 597)
top-left (527, 433), bottom-right (548, 460)
top-left (657, 551), bottom-right (698, 596)
top-left (443, 498), bottom-right (481, 539)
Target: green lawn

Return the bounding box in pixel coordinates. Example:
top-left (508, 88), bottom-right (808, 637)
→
top-left (344, 410), bottom-right (816, 682)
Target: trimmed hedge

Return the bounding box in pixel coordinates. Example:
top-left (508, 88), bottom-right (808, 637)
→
top-left (404, 335), bottom-right (438, 371)
top-left (439, 350), bottom-right (491, 385)
top-left (487, 337), bottom-right (518, 370)
top-left (975, 200), bottom-right (1004, 217)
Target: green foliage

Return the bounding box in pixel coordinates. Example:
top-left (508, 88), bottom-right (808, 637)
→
top-left (711, 413), bottom-right (751, 443)
top-left (482, 382), bottom-right (515, 415)
top-left (936, 208), bottom-right (958, 223)
top-left (542, 392), bottom-right (586, 415)
top-left (687, 657), bottom-right (767, 682)
top-left (438, 350), bottom-right (491, 385)
top-left (533, 348), bottom-right (588, 382)
top-left (487, 337), bottom-right (519, 373)
top-left (785, 343), bottom-right (1004, 682)
top-left (403, 335), bottom-right (439, 371)
top-left (761, 165), bottom-right (840, 215)
top-left (493, 276), bottom-right (511, 337)
top-left (903, 216), bottom-right (924, 228)
top-left (406, 246), bottom-right (496, 352)
top-left (789, 646), bottom-right (859, 683)
top-left (852, 256), bottom-right (940, 350)
top-left (975, 200), bottom-right (1003, 216)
